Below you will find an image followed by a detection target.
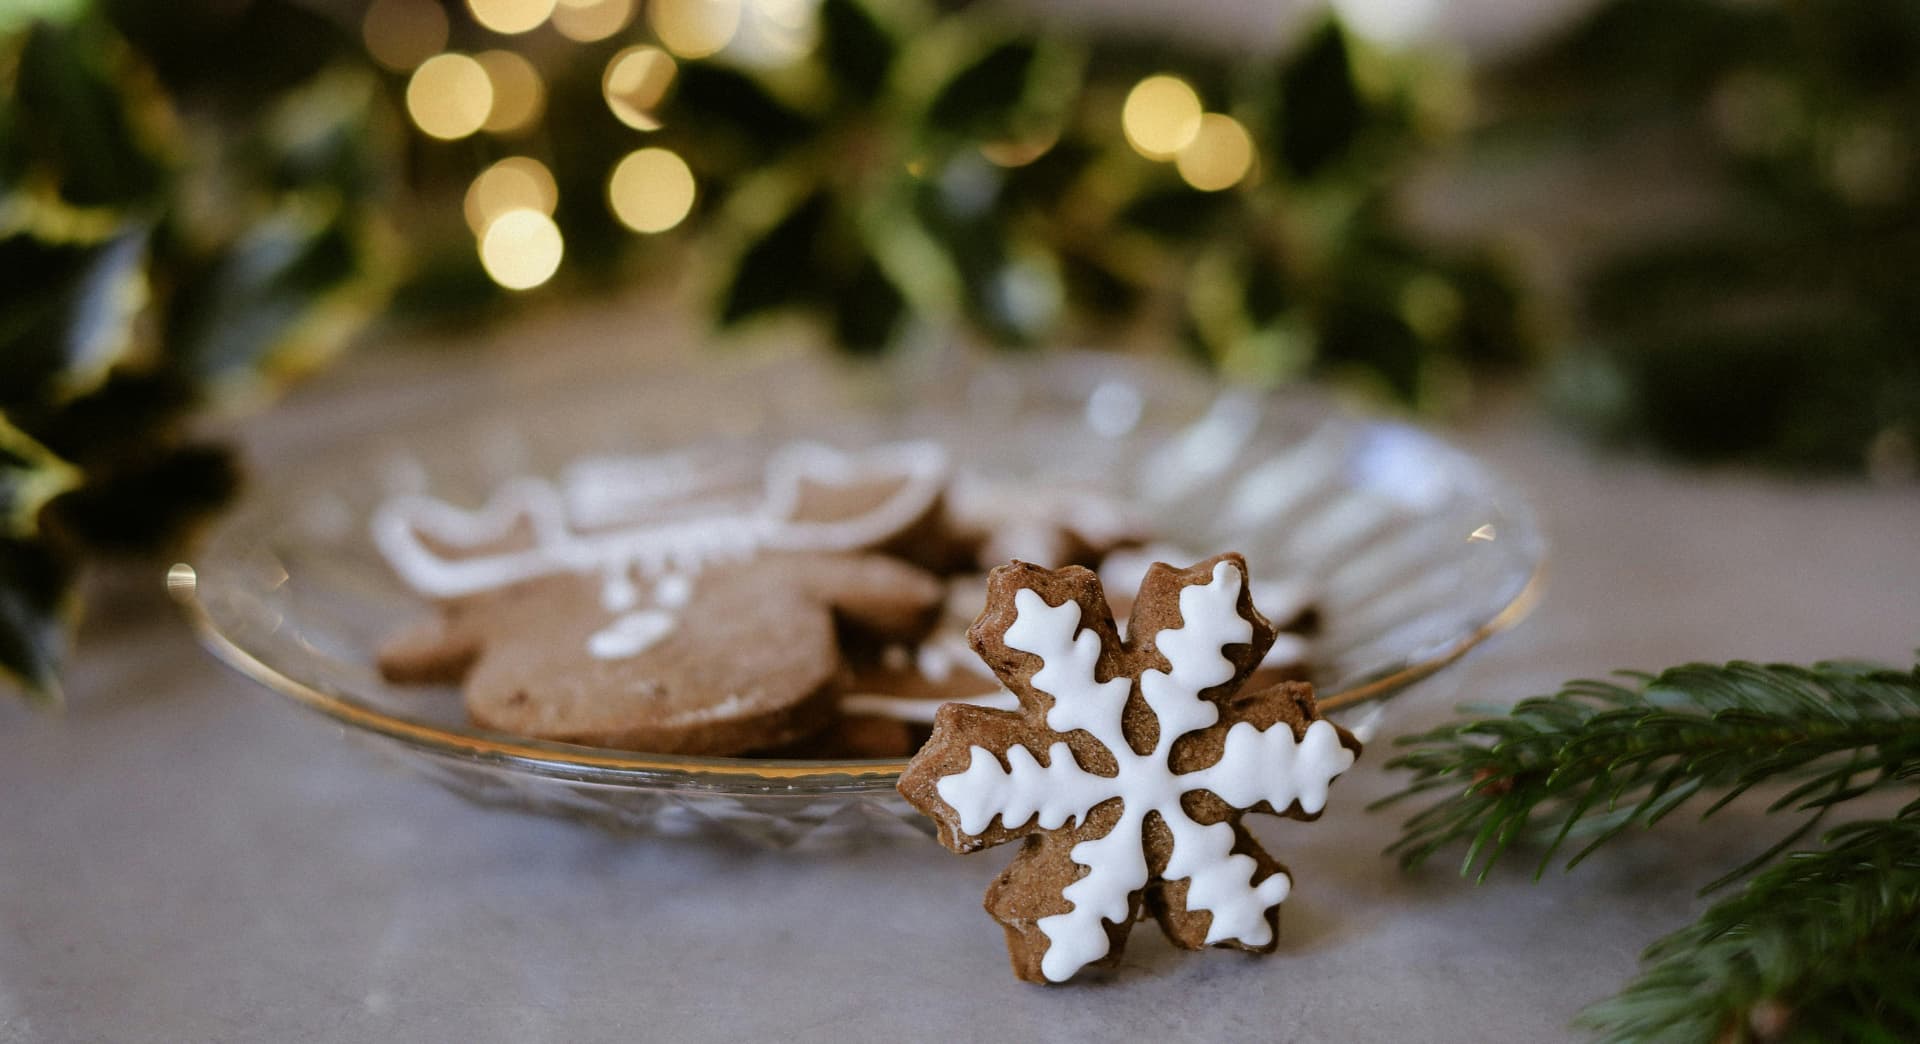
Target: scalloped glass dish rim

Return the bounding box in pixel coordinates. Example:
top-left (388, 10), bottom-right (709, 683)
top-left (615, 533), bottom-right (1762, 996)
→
top-left (172, 357), bottom-right (1544, 796)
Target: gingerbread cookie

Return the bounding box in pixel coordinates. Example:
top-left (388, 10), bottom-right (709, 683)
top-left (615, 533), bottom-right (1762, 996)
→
top-left (372, 442), bottom-right (950, 754)
top-left (947, 478), bottom-right (1149, 571)
top-left (897, 552), bottom-right (1360, 983)
top-left (1100, 543), bottom-right (1321, 688)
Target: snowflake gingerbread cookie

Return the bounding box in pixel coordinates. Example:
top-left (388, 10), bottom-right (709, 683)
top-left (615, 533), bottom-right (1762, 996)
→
top-left (897, 552), bottom-right (1360, 983)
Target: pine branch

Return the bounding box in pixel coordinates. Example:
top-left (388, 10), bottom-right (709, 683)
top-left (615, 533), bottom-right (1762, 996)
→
top-left (1575, 800), bottom-right (1920, 1044)
top-left (1373, 658), bottom-right (1920, 883)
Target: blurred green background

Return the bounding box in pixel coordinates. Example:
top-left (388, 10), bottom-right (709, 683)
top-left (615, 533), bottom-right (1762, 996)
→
top-left (2, 0), bottom-right (1917, 695)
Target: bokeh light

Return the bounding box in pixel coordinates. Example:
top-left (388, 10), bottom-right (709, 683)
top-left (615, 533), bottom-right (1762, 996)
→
top-left (1175, 113), bottom-right (1254, 191)
top-left (463, 157), bottom-right (559, 235)
top-left (1331, 0), bottom-right (1441, 47)
top-left (479, 209), bottom-right (564, 290)
top-left (551, 0), bottom-right (634, 42)
top-left (602, 46), bottom-right (678, 131)
top-left (1122, 75), bottom-right (1203, 160)
top-left (407, 54), bottom-right (493, 140)
top-left (608, 148), bottom-right (697, 232)
top-left (726, 0), bottom-right (818, 67)
top-left (648, 0), bottom-right (742, 59)
top-left (475, 50), bottom-right (545, 134)
top-left (467, 0), bottom-right (557, 35)
top-left (362, 0), bottom-right (449, 72)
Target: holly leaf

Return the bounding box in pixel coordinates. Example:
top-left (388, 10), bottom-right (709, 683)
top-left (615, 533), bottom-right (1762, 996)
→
top-left (13, 370), bottom-right (197, 472)
top-left (1274, 20), bottom-right (1366, 180)
top-left (830, 252), bottom-right (907, 354)
top-left (0, 227), bottom-right (151, 410)
top-left (10, 16), bottom-right (169, 209)
top-left (671, 64), bottom-right (815, 161)
top-left (98, 0), bottom-right (352, 106)
top-left (926, 38), bottom-right (1040, 143)
top-left (718, 190), bottom-right (830, 326)
top-left (818, 0), bottom-right (897, 108)
top-left (1116, 186), bottom-right (1234, 243)
top-left (0, 413), bottom-right (80, 537)
top-left (162, 199), bottom-right (374, 396)
top-left (0, 536), bottom-right (74, 701)
top-left (45, 442), bottom-right (238, 555)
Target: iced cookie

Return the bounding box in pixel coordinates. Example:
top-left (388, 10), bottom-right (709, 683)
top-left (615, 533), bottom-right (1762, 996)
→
top-left (381, 553), bottom-right (941, 753)
top-left (947, 478), bottom-right (1148, 571)
top-left (897, 553), bottom-right (1361, 983)
top-left (371, 441), bottom-right (952, 754)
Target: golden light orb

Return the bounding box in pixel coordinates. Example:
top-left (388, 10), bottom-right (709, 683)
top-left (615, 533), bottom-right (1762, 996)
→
top-left (1122, 75), bottom-right (1203, 160)
top-left (1175, 112), bottom-right (1255, 191)
top-left (648, 0), bottom-right (741, 59)
top-left (474, 50), bottom-right (545, 134)
top-left (479, 209), bottom-right (564, 290)
top-left (551, 0), bottom-right (634, 42)
top-left (463, 157), bottom-right (558, 236)
top-left (406, 53), bottom-right (493, 141)
top-left (362, 0), bottom-right (449, 72)
top-left (467, 0), bottom-right (557, 35)
top-left (602, 45), bottom-right (678, 131)
top-left (608, 148), bottom-right (697, 233)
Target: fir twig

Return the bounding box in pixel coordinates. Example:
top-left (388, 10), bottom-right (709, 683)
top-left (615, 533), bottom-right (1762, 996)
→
top-left (1372, 659), bottom-right (1920, 884)
top-left (1575, 800), bottom-right (1920, 1044)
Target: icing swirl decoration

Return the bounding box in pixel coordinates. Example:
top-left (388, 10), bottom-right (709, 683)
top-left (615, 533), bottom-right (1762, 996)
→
top-left (371, 440), bottom-right (948, 659)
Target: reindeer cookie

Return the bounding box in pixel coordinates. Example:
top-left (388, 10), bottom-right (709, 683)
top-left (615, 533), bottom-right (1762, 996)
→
top-left (897, 552), bottom-right (1361, 983)
top-left (372, 442), bottom-right (949, 754)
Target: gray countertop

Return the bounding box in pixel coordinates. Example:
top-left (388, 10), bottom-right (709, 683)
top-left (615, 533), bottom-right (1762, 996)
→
top-left (4, 303), bottom-right (1918, 1044)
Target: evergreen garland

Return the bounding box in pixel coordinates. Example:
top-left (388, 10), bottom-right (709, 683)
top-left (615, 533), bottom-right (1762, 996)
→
top-left (1379, 656), bottom-right (1920, 1039)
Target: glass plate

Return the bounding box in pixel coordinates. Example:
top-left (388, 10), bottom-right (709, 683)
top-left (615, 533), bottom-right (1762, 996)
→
top-left (174, 351), bottom-right (1544, 847)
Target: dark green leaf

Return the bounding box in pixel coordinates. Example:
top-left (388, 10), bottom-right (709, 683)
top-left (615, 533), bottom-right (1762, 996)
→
top-left (0, 413), bottom-right (80, 536)
top-left (719, 192), bottom-right (830, 326)
top-left (0, 536), bottom-right (74, 700)
top-left (163, 202), bottom-right (365, 386)
top-left (12, 370), bottom-right (198, 471)
top-left (831, 254), bottom-right (906, 354)
top-left (11, 17), bottom-right (168, 208)
top-left (819, 0), bottom-right (896, 108)
top-left (0, 227), bottom-right (150, 409)
top-left (1317, 299), bottom-right (1425, 402)
top-left (927, 39), bottom-right (1038, 142)
top-left (45, 442), bottom-right (238, 554)
top-left (671, 64), bottom-right (815, 159)
top-left (1274, 20), bottom-right (1365, 180)
top-left (1115, 187), bottom-right (1233, 242)
top-left (99, 0), bottom-right (352, 106)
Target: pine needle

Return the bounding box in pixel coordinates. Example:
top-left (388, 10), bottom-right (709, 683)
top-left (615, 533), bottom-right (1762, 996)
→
top-left (1373, 656), bottom-right (1920, 1040)
top-left (1373, 658), bottom-right (1920, 883)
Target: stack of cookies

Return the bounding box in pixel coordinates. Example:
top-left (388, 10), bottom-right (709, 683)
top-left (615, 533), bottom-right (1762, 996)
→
top-left (371, 441), bottom-right (1318, 758)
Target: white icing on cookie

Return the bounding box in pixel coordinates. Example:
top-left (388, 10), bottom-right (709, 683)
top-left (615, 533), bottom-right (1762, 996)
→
top-left (371, 441), bottom-right (948, 660)
top-left (934, 561), bottom-right (1355, 982)
top-left (654, 572), bottom-right (694, 609)
top-left (586, 609), bottom-right (677, 659)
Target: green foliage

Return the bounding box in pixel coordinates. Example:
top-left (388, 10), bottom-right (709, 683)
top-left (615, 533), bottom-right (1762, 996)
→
top-left (386, 0), bottom-right (1532, 405)
top-left (1379, 656), bottom-right (1920, 1039)
top-left (1578, 803), bottom-right (1920, 1043)
top-left (1499, 0), bottom-right (1920, 472)
top-left (0, 2), bottom-right (394, 697)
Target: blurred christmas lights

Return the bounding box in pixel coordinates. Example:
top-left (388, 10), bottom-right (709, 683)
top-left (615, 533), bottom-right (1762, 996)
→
top-left (608, 148), bottom-right (697, 232)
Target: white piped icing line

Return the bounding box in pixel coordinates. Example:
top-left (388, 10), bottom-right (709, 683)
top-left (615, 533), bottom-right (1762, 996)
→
top-left (586, 609), bottom-right (677, 660)
top-left (933, 561), bottom-right (1355, 982)
top-left (370, 441), bottom-right (947, 659)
